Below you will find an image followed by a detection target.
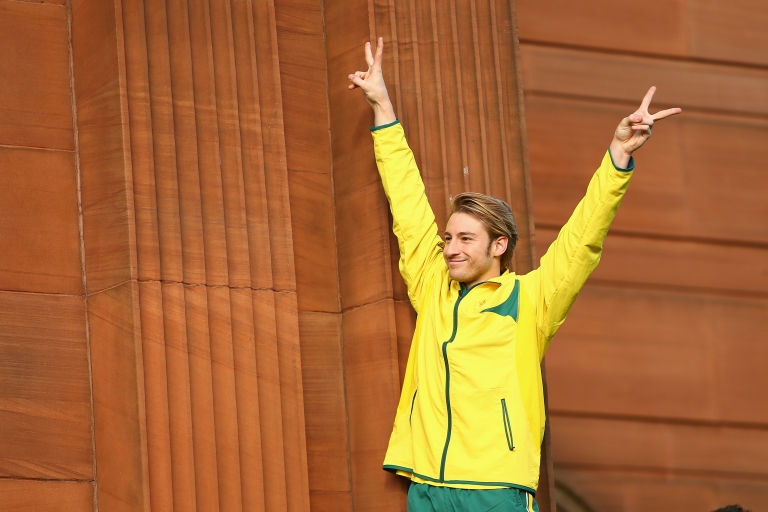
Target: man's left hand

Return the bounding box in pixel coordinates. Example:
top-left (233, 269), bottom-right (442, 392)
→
top-left (610, 86), bottom-right (682, 167)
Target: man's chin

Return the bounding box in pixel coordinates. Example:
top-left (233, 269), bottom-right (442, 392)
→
top-left (448, 269), bottom-right (470, 283)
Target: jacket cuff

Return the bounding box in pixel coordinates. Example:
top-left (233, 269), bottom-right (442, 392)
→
top-left (607, 147), bottom-right (635, 172)
top-left (371, 119), bottom-right (401, 132)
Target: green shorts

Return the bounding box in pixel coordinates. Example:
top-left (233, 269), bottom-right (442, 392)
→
top-left (407, 483), bottom-right (539, 512)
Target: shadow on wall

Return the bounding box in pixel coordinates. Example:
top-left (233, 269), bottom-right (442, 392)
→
top-left (555, 479), bottom-right (595, 512)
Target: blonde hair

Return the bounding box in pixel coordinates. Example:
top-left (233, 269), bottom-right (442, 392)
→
top-left (450, 192), bottom-right (518, 270)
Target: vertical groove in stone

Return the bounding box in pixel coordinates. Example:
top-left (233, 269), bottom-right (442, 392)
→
top-left (208, 0), bottom-right (249, 508)
top-left (184, 284), bottom-right (220, 511)
top-left (477, 0), bottom-right (496, 195)
top-left (433, 2), bottom-right (462, 209)
top-left (231, 288), bottom-right (266, 512)
top-left (252, 0), bottom-right (296, 292)
top-left (123, 0), bottom-right (161, 281)
top-left (165, 0), bottom-right (206, 284)
top-left (480, 0), bottom-right (507, 207)
top-left (162, 283), bottom-right (197, 511)
top-left (427, 0), bottom-right (451, 219)
top-left (405, 0), bottom-right (428, 181)
top-left (249, 3), bottom-right (309, 504)
top-left (454, 0), bottom-right (480, 193)
top-left (207, 287), bottom-right (243, 512)
top-left (148, 1), bottom-right (195, 510)
top-left (383, 0), bottom-right (400, 122)
top-left (146, 0), bottom-right (184, 284)
top-left (228, 0), bottom-right (269, 508)
top-left (232, 0), bottom-right (274, 291)
top-left (274, 292), bottom-right (310, 512)
top-left (188, 0), bottom-right (228, 286)
top-left (408, 0), bottom-right (425, 171)
top-left (137, 282), bottom-right (174, 511)
top-left (170, 1), bottom-right (223, 509)
top-left (252, 290), bottom-right (289, 511)
top-left (468, 0), bottom-right (492, 195)
top-left (488, 0), bottom-right (514, 210)
top-left (449, 0), bottom-right (470, 192)
top-left (496, 0), bottom-right (535, 272)
top-left (122, 0), bottom-right (173, 510)
top-left (210, 0), bottom-right (251, 288)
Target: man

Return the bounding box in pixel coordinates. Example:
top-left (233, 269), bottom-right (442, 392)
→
top-left (348, 38), bottom-right (681, 512)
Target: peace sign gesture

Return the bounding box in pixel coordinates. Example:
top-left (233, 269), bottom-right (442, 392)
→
top-left (348, 37), bottom-right (397, 126)
top-left (610, 86), bottom-right (682, 166)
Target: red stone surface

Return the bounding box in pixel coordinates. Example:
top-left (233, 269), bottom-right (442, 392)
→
top-left (518, 0), bottom-right (768, 510)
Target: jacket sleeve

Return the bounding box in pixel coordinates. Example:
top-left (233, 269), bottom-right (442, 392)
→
top-left (520, 150), bottom-right (634, 358)
top-left (371, 121), bottom-right (445, 312)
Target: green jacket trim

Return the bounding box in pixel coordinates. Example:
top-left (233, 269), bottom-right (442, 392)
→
top-left (481, 279), bottom-right (520, 321)
top-left (383, 465), bottom-right (537, 495)
top-left (607, 147), bottom-right (635, 172)
top-left (409, 389), bottom-right (418, 423)
top-left (439, 288), bottom-right (469, 481)
top-left (371, 119), bottom-right (401, 132)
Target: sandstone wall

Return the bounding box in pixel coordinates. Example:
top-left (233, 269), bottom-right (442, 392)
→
top-left (517, 1), bottom-right (768, 510)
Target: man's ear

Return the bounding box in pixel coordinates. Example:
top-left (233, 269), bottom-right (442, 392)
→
top-left (492, 236), bottom-right (508, 258)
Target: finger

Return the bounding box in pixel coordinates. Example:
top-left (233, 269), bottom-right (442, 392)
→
top-left (348, 71), bottom-right (366, 82)
top-left (348, 73), bottom-right (366, 89)
top-left (630, 124), bottom-right (652, 131)
top-left (365, 41), bottom-right (374, 67)
top-left (617, 115), bottom-right (633, 129)
top-left (640, 86), bottom-right (656, 111)
top-left (373, 37), bottom-right (384, 69)
top-left (651, 107), bottom-right (682, 121)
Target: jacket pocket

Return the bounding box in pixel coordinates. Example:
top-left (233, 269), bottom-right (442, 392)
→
top-left (409, 389), bottom-right (418, 424)
top-left (501, 398), bottom-right (514, 450)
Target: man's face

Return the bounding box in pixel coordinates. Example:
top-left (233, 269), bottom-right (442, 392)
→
top-left (444, 212), bottom-right (505, 287)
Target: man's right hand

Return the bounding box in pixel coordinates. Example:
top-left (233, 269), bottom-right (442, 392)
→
top-left (348, 37), bottom-right (397, 126)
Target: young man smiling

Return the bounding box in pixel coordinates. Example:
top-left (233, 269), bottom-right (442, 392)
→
top-left (348, 38), bottom-right (681, 512)
top-left (443, 193), bottom-right (518, 289)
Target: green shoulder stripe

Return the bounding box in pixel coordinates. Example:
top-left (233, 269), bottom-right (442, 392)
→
top-left (481, 280), bottom-right (520, 321)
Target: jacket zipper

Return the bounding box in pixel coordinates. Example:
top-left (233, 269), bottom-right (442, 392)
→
top-left (438, 285), bottom-right (471, 481)
top-left (501, 398), bottom-right (515, 450)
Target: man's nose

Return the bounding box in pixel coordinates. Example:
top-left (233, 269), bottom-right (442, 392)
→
top-left (444, 239), bottom-right (458, 256)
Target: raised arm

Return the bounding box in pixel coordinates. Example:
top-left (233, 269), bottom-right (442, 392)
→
top-left (348, 39), bottom-right (445, 310)
top-left (523, 87), bottom-right (681, 356)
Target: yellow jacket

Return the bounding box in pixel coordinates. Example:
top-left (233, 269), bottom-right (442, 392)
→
top-left (372, 121), bottom-right (633, 494)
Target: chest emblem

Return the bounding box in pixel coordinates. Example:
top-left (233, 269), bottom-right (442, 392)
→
top-left (480, 280), bottom-right (520, 321)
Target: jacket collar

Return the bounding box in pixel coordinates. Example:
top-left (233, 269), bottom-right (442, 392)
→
top-left (453, 270), bottom-right (514, 294)
top-left (487, 269), bottom-right (512, 284)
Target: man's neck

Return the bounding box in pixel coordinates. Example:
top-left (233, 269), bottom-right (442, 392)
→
top-left (462, 264), bottom-right (503, 290)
